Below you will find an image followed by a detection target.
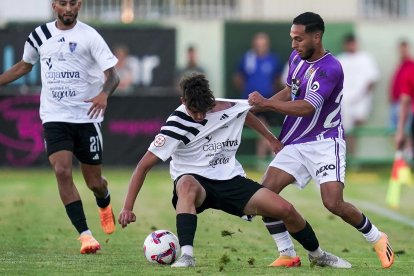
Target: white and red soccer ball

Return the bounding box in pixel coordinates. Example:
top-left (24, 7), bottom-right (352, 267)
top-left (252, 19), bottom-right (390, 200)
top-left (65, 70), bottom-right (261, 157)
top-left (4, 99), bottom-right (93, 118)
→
top-left (143, 230), bottom-right (181, 265)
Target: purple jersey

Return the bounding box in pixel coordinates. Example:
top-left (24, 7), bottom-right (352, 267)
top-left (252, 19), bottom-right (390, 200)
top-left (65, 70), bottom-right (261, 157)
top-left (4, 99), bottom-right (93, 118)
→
top-left (279, 51), bottom-right (345, 145)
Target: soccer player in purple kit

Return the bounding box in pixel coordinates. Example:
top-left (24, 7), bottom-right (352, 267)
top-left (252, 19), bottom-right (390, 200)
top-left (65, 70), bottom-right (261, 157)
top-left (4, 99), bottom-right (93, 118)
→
top-left (248, 12), bottom-right (394, 269)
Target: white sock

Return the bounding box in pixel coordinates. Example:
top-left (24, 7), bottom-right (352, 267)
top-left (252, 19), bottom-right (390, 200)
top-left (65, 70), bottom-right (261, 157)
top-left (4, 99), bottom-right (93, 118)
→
top-left (308, 247), bottom-right (324, 258)
top-left (180, 245), bottom-right (193, 257)
top-left (272, 231), bottom-right (296, 257)
top-left (80, 230), bottom-right (92, 236)
top-left (363, 224), bottom-right (381, 243)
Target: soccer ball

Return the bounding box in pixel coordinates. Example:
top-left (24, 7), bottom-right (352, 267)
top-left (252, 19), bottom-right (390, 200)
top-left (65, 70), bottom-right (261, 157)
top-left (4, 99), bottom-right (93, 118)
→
top-left (143, 230), bottom-right (181, 265)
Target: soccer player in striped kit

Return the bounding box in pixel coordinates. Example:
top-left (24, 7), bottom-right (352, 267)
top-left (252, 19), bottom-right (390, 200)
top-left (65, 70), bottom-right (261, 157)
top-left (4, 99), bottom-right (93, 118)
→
top-left (0, 0), bottom-right (119, 253)
top-left (118, 73), bottom-right (350, 268)
top-left (248, 12), bottom-right (394, 269)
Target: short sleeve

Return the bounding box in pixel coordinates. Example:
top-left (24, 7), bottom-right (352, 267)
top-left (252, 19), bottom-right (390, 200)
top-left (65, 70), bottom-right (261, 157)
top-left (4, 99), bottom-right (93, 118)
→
top-left (148, 133), bottom-right (182, 162)
top-left (22, 40), bottom-right (39, 65)
top-left (89, 31), bottom-right (118, 71)
top-left (304, 63), bottom-right (342, 109)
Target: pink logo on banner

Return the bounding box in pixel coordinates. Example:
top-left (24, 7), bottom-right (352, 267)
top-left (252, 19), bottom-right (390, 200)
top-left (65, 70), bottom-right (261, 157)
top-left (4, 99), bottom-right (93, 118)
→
top-left (0, 96), bottom-right (44, 166)
top-left (108, 119), bottom-right (163, 137)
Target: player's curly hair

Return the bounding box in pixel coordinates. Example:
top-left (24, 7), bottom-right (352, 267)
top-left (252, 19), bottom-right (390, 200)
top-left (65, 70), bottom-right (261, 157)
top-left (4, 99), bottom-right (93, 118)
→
top-left (179, 73), bottom-right (215, 113)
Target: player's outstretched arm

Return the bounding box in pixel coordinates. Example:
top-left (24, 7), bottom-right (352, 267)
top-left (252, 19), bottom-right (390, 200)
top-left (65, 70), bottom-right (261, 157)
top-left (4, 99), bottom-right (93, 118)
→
top-left (0, 60), bottom-right (33, 86)
top-left (249, 89), bottom-right (315, 117)
top-left (244, 112), bottom-right (283, 153)
top-left (118, 151), bottom-right (160, 228)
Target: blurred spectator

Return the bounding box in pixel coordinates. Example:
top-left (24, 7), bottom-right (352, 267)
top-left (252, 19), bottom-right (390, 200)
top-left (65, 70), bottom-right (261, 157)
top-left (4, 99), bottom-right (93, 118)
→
top-left (394, 41), bottom-right (414, 155)
top-left (113, 44), bottom-right (139, 95)
top-left (390, 40), bottom-right (414, 158)
top-left (175, 45), bottom-right (205, 94)
top-left (337, 33), bottom-right (380, 156)
top-left (233, 32), bottom-right (283, 165)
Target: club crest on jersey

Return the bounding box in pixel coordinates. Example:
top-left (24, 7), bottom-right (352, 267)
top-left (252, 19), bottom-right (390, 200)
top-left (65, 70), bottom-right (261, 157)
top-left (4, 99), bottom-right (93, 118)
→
top-left (305, 67), bottom-right (315, 79)
top-left (153, 134), bottom-right (166, 147)
top-left (69, 42), bottom-right (77, 53)
top-left (291, 78), bottom-right (301, 99)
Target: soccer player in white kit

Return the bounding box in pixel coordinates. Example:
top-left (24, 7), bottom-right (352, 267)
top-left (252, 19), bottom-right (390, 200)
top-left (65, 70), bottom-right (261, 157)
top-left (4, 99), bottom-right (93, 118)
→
top-left (0, 0), bottom-right (120, 254)
top-left (248, 12), bottom-right (394, 269)
top-left (118, 73), bottom-right (351, 268)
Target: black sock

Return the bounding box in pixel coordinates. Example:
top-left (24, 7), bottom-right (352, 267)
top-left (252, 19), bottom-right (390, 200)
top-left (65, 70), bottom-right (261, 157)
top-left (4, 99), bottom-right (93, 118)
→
top-left (95, 191), bottom-right (110, 208)
top-left (262, 217), bottom-right (287, 234)
top-left (355, 213), bottom-right (372, 234)
top-left (289, 221), bottom-right (319, 252)
top-left (65, 200), bottom-right (88, 234)
top-left (176, 213), bottom-right (197, 247)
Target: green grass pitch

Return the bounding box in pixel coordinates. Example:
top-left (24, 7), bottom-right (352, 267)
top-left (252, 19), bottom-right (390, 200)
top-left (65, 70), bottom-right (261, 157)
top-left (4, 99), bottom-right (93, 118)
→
top-left (0, 166), bottom-right (413, 275)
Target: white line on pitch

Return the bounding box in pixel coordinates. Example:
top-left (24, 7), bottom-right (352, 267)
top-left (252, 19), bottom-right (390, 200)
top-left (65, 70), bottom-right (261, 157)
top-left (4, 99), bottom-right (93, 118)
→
top-left (349, 198), bottom-right (414, 228)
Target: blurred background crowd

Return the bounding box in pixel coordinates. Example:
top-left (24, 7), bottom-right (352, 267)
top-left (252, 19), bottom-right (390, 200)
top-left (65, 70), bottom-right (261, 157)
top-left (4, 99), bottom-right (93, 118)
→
top-left (1, 0), bottom-right (414, 167)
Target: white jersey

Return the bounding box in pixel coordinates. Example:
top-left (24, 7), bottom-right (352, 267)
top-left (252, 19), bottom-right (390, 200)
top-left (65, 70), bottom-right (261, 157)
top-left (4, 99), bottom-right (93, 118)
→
top-left (149, 99), bottom-right (251, 180)
top-left (22, 20), bottom-right (118, 124)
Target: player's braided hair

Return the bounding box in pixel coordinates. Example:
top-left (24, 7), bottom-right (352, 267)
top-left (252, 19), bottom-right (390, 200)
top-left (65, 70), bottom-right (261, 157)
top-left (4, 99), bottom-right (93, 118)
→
top-left (180, 73), bottom-right (215, 113)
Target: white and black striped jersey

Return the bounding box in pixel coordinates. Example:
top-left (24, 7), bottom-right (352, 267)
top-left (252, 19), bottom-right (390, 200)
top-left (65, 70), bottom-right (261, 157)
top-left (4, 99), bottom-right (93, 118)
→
top-left (148, 99), bottom-right (252, 181)
top-left (23, 21), bottom-right (118, 124)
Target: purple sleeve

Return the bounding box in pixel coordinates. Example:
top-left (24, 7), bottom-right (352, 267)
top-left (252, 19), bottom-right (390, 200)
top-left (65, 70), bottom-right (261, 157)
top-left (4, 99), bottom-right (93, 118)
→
top-left (304, 62), bottom-right (342, 109)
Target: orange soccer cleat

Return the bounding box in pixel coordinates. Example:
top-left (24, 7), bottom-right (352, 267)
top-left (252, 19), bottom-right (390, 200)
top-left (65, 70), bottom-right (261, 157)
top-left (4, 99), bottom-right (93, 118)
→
top-left (99, 204), bottom-right (116, 234)
top-left (374, 232), bottom-right (394, 268)
top-left (78, 233), bottom-right (101, 254)
top-left (268, 255), bottom-right (301, 267)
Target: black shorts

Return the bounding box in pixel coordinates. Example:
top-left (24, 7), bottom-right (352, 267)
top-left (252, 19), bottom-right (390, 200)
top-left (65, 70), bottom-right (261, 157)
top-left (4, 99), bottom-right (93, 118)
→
top-left (43, 122), bottom-right (103, 165)
top-left (172, 174), bottom-right (263, 217)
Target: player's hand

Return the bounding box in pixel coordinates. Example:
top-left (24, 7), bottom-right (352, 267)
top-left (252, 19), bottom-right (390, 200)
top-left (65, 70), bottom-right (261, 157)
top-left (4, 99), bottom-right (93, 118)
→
top-left (118, 208), bottom-right (136, 228)
top-left (85, 92), bottom-right (108, 119)
top-left (248, 91), bottom-right (266, 107)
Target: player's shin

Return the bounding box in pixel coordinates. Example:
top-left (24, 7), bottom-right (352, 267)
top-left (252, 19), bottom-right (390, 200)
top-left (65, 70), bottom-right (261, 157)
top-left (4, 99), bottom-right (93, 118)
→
top-left (176, 213), bottom-right (197, 257)
top-left (289, 221), bottom-right (321, 255)
top-left (263, 217), bottom-right (296, 257)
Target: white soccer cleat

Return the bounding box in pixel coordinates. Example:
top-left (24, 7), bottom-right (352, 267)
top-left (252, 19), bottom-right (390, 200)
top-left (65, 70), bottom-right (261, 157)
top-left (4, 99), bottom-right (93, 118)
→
top-left (171, 254), bottom-right (196, 267)
top-left (308, 251), bottom-right (352, 268)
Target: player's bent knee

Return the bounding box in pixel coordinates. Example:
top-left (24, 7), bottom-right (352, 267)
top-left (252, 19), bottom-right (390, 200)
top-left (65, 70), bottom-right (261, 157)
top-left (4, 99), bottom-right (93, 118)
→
top-left (322, 199), bottom-right (343, 215)
top-left (176, 179), bottom-right (200, 197)
top-left (54, 165), bottom-right (72, 181)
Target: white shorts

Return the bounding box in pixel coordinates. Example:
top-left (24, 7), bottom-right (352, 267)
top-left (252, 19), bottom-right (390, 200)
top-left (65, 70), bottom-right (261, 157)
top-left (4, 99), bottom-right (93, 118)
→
top-left (269, 138), bottom-right (346, 189)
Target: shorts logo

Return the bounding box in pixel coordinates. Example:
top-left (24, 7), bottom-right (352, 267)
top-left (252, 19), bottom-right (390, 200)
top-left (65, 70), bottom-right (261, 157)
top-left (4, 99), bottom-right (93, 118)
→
top-left (92, 154), bottom-right (100, 160)
top-left (316, 164), bottom-right (335, 176)
top-left (153, 134), bottom-right (166, 147)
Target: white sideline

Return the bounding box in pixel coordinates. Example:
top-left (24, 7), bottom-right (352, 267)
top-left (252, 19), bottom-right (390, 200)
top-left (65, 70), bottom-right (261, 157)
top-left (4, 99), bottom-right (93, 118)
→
top-left (350, 198), bottom-right (414, 228)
